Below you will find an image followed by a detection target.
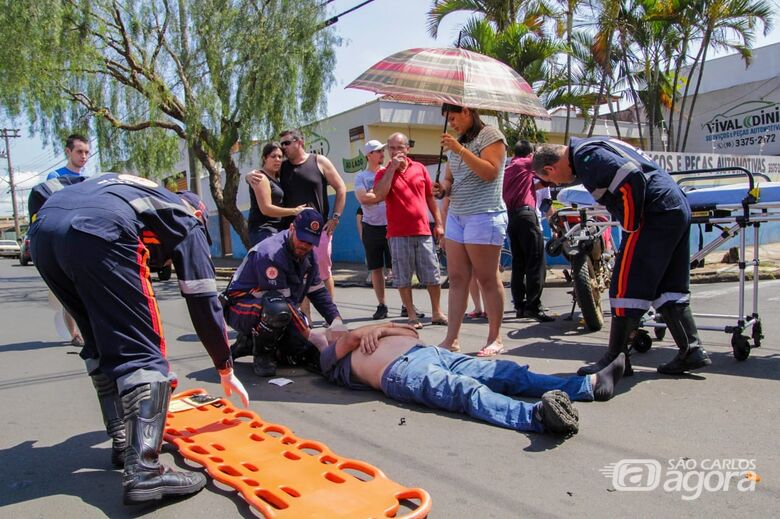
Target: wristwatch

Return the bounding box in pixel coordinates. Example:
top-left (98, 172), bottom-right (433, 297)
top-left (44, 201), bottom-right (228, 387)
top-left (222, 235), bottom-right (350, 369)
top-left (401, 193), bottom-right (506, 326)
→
top-left (331, 212), bottom-right (341, 221)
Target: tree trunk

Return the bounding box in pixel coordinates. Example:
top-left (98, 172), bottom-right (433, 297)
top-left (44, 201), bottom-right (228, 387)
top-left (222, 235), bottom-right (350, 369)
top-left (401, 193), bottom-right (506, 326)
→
top-left (588, 75), bottom-right (607, 137)
top-left (667, 35), bottom-right (689, 151)
top-left (623, 54), bottom-right (643, 143)
top-left (563, 4), bottom-right (574, 143)
top-left (675, 40), bottom-right (704, 151)
top-left (191, 133), bottom-right (250, 251)
top-left (606, 84), bottom-right (622, 139)
top-left (682, 32), bottom-right (711, 152)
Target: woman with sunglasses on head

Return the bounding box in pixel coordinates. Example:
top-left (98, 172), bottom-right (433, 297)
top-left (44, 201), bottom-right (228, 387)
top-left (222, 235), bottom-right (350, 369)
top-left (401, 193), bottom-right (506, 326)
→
top-left (246, 142), bottom-right (306, 246)
top-left (433, 104), bottom-right (508, 357)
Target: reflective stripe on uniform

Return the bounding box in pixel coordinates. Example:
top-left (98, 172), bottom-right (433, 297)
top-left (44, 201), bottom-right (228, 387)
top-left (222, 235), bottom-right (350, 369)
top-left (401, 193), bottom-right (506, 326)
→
top-left (307, 282), bottom-right (325, 294)
top-left (653, 292), bottom-right (690, 308)
top-left (178, 278), bottom-right (217, 294)
top-left (136, 240), bottom-right (166, 358)
top-left (129, 196), bottom-right (185, 215)
top-left (609, 297), bottom-right (652, 310)
top-left (619, 183), bottom-right (635, 231)
top-left (608, 162), bottom-right (637, 194)
top-left (591, 187), bottom-right (607, 200)
top-left (247, 288), bottom-right (292, 299)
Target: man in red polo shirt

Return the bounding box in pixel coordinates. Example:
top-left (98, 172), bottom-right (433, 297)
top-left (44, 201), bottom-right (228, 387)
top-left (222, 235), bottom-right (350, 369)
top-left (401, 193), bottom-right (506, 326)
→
top-left (373, 132), bottom-right (448, 329)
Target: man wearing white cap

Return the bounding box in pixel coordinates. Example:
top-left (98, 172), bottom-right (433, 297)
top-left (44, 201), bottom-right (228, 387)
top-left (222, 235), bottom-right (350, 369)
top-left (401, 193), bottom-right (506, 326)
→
top-left (355, 140), bottom-right (392, 319)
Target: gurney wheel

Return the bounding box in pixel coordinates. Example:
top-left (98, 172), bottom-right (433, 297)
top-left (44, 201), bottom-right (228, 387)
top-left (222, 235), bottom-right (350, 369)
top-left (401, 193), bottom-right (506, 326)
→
top-left (731, 335), bottom-right (750, 361)
top-left (752, 321), bottom-right (762, 348)
top-left (654, 327), bottom-right (666, 341)
top-left (631, 330), bottom-right (652, 353)
top-left (157, 265), bottom-right (172, 281)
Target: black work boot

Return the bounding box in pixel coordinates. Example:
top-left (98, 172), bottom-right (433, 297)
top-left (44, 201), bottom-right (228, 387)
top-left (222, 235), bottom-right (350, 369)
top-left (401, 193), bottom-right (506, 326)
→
top-left (229, 333), bottom-right (253, 360)
top-left (578, 316), bottom-right (639, 376)
top-left (91, 373), bottom-right (126, 468)
top-left (121, 381), bottom-right (206, 505)
top-left (657, 305), bottom-right (712, 375)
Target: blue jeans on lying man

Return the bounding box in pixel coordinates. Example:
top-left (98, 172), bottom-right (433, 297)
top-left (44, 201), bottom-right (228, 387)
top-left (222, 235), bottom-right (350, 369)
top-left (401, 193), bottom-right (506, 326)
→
top-left (380, 345), bottom-right (592, 433)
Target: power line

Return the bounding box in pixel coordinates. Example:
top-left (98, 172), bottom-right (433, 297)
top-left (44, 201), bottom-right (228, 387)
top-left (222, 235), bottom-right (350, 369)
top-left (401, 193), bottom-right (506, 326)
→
top-left (318, 0), bottom-right (377, 30)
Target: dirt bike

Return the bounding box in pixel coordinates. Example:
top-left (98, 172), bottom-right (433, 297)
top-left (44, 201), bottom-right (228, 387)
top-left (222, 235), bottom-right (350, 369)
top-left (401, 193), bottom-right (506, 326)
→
top-left (546, 206), bottom-right (615, 331)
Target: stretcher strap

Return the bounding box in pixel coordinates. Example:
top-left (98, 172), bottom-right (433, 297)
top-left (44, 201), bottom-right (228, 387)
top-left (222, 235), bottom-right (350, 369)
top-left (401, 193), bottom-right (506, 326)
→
top-left (164, 388), bottom-right (432, 518)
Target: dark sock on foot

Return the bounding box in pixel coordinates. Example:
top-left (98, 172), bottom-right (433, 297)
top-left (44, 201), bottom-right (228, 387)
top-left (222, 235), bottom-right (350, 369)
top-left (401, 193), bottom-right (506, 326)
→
top-left (593, 352), bottom-right (625, 401)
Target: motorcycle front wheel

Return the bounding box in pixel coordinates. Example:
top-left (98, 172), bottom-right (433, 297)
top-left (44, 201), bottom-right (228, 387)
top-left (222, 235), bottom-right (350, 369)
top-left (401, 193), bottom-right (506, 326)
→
top-left (571, 253), bottom-right (605, 331)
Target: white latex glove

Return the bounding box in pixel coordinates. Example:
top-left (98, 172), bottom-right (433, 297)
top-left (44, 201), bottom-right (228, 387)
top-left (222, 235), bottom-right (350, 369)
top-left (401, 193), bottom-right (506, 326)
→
top-left (219, 368), bottom-right (249, 407)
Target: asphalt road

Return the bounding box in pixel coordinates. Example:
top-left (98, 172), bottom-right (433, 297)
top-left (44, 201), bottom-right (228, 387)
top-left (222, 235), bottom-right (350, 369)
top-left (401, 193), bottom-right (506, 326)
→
top-left (1, 258), bottom-right (778, 518)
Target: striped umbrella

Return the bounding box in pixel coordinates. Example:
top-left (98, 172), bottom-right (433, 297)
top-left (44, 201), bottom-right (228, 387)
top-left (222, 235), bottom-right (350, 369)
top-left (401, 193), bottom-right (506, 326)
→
top-left (347, 47), bottom-right (548, 117)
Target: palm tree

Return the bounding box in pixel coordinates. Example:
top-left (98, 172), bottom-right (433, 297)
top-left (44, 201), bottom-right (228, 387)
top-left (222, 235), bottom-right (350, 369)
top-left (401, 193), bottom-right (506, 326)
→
top-left (426, 0), bottom-right (525, 37)
top-left (679, 0), bottom-right (773, 150)
top-left (457, 17), bottom-right (565, 140)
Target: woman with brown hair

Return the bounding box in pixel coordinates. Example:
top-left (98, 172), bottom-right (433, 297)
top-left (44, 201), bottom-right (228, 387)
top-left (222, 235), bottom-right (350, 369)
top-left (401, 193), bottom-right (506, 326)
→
top-left (433, 104), bottom-right (508, 356)
top-left (246, 142), bottom-right (306, 246)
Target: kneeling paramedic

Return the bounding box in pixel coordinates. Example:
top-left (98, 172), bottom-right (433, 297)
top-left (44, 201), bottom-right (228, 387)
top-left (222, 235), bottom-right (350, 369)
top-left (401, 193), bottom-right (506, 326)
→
top-left (223, 208), bottom-right (346, 377)
top-left (28, 173), bottom-right (248, 506)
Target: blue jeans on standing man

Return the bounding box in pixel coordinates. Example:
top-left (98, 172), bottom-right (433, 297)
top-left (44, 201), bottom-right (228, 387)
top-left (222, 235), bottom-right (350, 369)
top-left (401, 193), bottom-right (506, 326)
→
top-left (380, 346), bottom-right (592, 432)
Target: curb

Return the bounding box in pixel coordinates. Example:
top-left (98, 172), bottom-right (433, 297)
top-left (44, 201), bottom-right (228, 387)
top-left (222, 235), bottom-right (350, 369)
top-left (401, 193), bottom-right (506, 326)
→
top-left (215, 266), bottom-right (780, 287)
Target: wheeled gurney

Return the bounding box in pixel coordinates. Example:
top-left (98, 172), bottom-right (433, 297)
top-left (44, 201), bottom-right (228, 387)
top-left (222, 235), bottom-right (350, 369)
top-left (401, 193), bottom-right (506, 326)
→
top-left (556, 167), bottom-right (780, 360)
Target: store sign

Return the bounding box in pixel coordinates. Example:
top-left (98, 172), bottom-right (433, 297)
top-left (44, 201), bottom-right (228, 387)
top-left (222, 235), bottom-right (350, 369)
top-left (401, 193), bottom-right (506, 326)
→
top-left (342, 151), bottom-right (367, 173)
top-left (702, 100), bottom-right (780, 152)
top-left (307, 131), bottom-right (330, 156)
top-left (647, 151), bottom-right (780, 179)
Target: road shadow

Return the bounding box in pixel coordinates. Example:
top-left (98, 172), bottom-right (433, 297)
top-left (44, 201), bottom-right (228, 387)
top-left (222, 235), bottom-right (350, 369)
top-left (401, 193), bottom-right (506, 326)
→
top-left (0, 339), bottom-right (75, 353)
top-left (0, 431), bottom-right (199, 517)
top-left (185, 365), bottom-right (380, 407)
top-left (175, 331), bottom-right (239, 343)
top-left (503, 337), bottom-right (780, 383)
top-left (183, 366), bottom-right (570, 449)
top-left (0, 431), bottom-right (257, 517)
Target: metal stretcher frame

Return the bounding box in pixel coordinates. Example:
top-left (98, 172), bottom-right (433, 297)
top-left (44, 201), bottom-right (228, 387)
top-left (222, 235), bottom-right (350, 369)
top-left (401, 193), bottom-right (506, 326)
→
top-left (554, 167), bottom-right (780, 360)
top-left (644, 167), bottom-right (779, 360)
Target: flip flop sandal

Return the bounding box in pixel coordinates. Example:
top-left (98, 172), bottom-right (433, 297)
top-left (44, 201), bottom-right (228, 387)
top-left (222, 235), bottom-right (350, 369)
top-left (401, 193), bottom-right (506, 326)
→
top-left (408, 320), bottom-right (424, 330)
top-left (476, 344), bottom-right (506, 357)
top-left (431, 319), bottom-right (449, 326)
top-left (465, 311), bottom-right (483, 319)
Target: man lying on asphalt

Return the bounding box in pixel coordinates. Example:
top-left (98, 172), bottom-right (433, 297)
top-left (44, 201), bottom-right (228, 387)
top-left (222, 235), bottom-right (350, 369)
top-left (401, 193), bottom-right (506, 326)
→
top-left (304, 323), bottom-right (626, 436)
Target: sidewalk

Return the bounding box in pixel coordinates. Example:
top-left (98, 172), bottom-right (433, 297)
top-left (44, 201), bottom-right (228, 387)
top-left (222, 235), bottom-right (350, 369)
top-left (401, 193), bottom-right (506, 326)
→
top-left (214, 242), bottom-right (780, 287)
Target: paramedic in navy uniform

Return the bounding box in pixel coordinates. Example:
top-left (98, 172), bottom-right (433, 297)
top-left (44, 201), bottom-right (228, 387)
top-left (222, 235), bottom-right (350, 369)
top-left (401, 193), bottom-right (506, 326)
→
top-left (28, 173), bottom-right (248, 506)
top-left (531, 138), bottom-right (711, 377)
top-left (224, 208), bottom-right (346, 377)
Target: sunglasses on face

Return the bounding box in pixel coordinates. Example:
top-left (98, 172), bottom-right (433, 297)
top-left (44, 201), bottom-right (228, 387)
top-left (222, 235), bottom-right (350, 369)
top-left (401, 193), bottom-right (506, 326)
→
top-left (280, 138), bottom-right (298, 147)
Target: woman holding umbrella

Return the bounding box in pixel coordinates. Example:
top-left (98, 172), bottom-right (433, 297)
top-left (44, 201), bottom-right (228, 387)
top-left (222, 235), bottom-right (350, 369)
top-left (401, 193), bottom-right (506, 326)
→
top-left (434, 104), bottom-right (508, 356)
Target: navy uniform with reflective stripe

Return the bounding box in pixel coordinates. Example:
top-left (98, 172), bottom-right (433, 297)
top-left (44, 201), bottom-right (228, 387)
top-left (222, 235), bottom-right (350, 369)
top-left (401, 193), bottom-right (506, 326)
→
top-left (28, 175), bottom-right (87, 220)
top-left (569, 137), bottom-right (692, 318)
top-left (225, 230), bottom-right (339, 336)
top-left (28, 173), bottom-right (231, 381)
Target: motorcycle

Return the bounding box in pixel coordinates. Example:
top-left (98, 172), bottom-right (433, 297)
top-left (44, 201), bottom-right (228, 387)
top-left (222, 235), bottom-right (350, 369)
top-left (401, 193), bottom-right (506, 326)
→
top-left (546, 206), bottom-right (615, 331)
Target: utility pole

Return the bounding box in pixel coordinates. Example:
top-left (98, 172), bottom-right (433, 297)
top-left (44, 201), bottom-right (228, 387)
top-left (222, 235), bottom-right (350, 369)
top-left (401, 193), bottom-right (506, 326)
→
top-left (1, 128), bottom-right (22, 240)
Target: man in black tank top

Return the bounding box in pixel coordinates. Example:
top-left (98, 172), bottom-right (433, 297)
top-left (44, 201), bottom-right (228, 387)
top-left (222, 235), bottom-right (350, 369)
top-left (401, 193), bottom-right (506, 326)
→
top-left (279, 129), bottom-right (346, 308)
